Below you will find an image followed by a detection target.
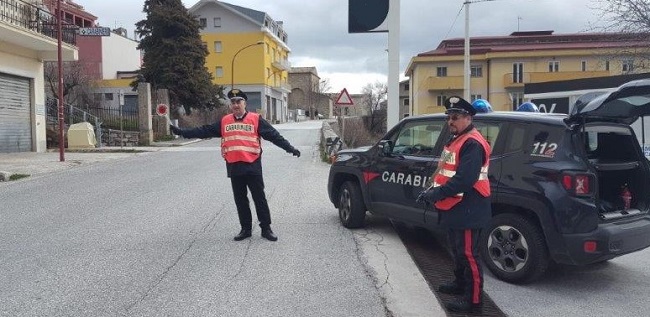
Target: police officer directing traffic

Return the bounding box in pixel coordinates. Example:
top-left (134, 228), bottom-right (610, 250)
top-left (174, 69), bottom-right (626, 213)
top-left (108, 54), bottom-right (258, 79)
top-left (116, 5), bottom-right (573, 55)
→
top-left (170, 89), bottom-right (301, 242)
top-left (416, 96), bottom-right (491, 313)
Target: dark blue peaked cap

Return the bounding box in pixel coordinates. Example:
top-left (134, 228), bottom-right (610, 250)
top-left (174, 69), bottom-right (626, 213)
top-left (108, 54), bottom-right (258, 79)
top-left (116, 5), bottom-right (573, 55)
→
top-left (444, 96), bottom-right (476, 116)
top-left (227, 89), bottom-right (248, 101)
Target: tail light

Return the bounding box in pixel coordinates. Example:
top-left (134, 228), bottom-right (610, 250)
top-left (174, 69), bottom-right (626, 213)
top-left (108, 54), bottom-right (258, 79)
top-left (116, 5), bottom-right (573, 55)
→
top-left (561, 173), bottom-right (592, 196)
top-left (584, 241), bottom-right (598, 253)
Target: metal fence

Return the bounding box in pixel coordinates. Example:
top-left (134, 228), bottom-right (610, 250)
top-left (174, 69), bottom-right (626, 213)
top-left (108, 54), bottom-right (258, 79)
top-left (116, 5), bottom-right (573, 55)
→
top-left (86, 106), bottom-right (139, 131)
top-left (0, 0), bottom-right (76, 45)
top-left (46, 99), bottom-right (148, 147)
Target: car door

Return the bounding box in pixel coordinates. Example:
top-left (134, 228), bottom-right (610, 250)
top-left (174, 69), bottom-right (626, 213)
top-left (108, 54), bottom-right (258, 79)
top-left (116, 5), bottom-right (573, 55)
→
top-left (368, 118), bottom-right (447, 225)
top-left (473, 119), bottom-right (506, 203)
top-left (569, 79), bottom-right (650, 125)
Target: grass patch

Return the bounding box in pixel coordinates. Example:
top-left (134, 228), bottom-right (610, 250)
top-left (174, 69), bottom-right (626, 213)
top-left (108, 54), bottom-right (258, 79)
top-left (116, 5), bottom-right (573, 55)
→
top-left (156, 134), bottom-right (175, 142)
top-left (9, 174), bottom-right (30, 181)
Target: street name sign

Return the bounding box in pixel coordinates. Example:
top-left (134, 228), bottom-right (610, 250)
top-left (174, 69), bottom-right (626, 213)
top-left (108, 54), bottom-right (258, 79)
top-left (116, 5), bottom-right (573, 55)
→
top-left (78, 27), bottom-right (111, 36)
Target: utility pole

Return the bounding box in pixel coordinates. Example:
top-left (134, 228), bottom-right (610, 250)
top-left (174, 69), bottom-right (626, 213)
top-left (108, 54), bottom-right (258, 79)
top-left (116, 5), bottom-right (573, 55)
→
top-left (463, 0), bottom-right (470, 101)
top-left (387, 0), bottom-right (400, 130)
top-left (57, 0), bottom-right (65, 162)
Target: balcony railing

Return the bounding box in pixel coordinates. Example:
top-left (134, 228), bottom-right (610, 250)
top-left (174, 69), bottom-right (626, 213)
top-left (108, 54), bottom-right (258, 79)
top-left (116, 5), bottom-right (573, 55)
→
top-left (425, 76), bottom-right (464, 91)
top-left (272, 59), bottom-right (291, 71)
top-left (0, 0), bottom-right (76, 45)
top-left (503, 71), bottom-right (611, 87)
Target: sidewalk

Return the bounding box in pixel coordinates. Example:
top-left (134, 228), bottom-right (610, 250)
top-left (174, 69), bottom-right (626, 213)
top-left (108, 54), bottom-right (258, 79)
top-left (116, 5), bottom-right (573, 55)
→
top-left (0, 138), bottom-right (201, 181)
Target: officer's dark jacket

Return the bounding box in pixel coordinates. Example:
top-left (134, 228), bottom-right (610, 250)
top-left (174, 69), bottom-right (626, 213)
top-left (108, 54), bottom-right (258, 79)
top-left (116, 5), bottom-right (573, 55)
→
top-left (429, 124), bottom-right (492, 229)
top-left (178, 112), bottom-right (295, 177)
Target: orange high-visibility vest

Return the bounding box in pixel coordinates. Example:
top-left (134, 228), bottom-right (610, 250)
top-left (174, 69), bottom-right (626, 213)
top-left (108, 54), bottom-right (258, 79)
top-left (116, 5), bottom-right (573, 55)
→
top-left (433, 128), bottom-right (491, 211)
top-left (221, 112), bottom-right (261, 163)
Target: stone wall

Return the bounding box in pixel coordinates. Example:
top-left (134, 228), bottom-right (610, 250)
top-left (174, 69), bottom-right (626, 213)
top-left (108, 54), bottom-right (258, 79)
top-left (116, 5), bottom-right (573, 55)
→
top-left (101, 129), bottom-right (140, 147)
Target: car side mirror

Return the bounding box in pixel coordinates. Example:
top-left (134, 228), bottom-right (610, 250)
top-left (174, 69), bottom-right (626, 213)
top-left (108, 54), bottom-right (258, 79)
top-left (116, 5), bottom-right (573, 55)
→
top-left (377, 140), bottom-right (393, 156)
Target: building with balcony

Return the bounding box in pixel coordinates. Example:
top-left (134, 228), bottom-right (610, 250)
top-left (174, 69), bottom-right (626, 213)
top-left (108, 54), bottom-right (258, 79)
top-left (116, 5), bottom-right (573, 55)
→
top-left (405, 31), bottom-right (650, 114)
top-left (42, 0), bottom-right (96, 28)
top-left (399, 80), bottom-right (409, 119)
top-left (41, 1), bottom-right (141, 110)
top-left (189, 0), bottom-right (291, 123)
top-left (0, 0), bottom-right (77, 152)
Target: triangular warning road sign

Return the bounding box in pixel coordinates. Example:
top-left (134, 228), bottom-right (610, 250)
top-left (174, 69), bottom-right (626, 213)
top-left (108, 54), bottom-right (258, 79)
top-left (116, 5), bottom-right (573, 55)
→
top-left (334, 88), bottom-right (354, 106)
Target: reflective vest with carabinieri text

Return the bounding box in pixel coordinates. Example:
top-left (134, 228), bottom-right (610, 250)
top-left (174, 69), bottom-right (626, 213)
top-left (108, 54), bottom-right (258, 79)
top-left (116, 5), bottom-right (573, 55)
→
top-left (220, 112), bottom-right (261, 163)
top-left (433, 128), bottom-right (491, 211)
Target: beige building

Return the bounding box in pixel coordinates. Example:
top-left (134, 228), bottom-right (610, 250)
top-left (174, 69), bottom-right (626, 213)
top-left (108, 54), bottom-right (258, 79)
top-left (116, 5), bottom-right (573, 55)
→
top-left (329, 92), bottom-right (371, 117)
top-left (288, 67), bottom-right (332, 119)
top-left (405, 31), bottom-right (650, 114)
top-left (399, 80), bottom-right (409, 118)
top-left (0, 0), bottom-right (77, 152)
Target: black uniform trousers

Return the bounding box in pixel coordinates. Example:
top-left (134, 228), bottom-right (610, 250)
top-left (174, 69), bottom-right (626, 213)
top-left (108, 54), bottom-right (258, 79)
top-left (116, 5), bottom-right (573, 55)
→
top-left (230, 174), bottom-right (272, 230)
top-left (448, 228), bottom-right (484, 305)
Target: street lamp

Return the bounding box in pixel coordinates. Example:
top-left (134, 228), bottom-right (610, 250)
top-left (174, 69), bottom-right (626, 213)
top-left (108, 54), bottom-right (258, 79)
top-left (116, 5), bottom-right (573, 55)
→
top-left (231, 41), bottom-right (264, 90)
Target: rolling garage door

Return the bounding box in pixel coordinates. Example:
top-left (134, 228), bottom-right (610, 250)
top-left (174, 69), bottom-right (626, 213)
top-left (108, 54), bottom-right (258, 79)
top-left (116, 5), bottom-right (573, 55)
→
top-left (0, 73), bottom-right (32, 153)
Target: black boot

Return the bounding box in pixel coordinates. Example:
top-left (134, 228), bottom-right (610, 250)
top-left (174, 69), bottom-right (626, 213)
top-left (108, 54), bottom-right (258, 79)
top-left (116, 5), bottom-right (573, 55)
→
top-left (438, 281), bottom-right (464, 295)
top-left (445, 299), bottom-right (482, 314)
top-left (234, 229), bottom-right (252, 241)
top-left (261, 228), bottom-right (278, 241)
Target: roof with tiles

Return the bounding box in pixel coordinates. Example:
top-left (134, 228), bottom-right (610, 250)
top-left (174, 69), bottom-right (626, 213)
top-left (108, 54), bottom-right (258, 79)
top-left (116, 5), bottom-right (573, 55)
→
top-left (221, 2), bottom-right (266, 25)
top-left (418, 31), bottom-right (650, 57)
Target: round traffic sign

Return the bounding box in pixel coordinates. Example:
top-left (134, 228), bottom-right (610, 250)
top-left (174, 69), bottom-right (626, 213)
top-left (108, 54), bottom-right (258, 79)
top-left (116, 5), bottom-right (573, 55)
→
top-left (156, 104), bottom-right (168, 116)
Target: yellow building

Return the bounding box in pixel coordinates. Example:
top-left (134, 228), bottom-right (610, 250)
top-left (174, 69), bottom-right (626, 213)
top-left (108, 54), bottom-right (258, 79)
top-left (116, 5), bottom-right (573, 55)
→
top-left (405, 31), bottom-right (650, 114)
top-left (189, 0), bottom-right (291, 123)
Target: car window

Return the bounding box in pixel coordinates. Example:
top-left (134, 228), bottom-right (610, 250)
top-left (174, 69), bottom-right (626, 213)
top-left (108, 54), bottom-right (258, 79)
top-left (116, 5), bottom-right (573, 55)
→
top-left (506, 125), bottom-right (526, 153)
top-left (582, 125), bottom-right (637, 160)
top-left (474, 121), bottom-right (502, 150)
top-left (391, 120), bottom-right (445, 157)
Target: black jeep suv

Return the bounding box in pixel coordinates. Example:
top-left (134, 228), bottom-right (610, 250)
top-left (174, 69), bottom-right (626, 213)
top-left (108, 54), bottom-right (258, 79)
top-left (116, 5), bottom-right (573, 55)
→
top-left (327, 80), bottom-right (650, 283)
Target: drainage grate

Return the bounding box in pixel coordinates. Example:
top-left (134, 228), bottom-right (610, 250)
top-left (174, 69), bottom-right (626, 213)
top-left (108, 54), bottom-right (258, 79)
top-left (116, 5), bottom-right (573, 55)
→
top-left (393, 222), bottom-right (506, 317)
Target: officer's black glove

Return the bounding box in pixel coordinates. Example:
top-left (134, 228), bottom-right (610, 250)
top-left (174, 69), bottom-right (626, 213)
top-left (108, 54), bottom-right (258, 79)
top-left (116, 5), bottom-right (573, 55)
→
top-left (291, 148), bottom-right (301, 157)
top-left (170, 125), bottom-right (183, 136)
top-left (416, 190), bottom-right (429, 203)
top-left (416, 189), bottom-right (437, 204)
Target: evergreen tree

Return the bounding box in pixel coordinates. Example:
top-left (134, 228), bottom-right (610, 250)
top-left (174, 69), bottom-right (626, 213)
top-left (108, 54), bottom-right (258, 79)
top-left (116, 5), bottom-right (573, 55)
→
top-left (134, 0), bottom-right (223, 114)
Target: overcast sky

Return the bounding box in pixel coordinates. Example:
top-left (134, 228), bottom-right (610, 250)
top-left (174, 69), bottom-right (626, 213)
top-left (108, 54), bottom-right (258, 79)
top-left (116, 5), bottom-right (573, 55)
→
top-left (82, 0), bottom-right (607, 94)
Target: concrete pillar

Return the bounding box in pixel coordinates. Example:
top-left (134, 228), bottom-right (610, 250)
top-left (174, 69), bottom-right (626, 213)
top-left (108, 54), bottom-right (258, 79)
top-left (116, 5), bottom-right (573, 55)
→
top-left (138, 82), bottom-right (153, 145)
top-left (156, 89), bottom-right (170, 135)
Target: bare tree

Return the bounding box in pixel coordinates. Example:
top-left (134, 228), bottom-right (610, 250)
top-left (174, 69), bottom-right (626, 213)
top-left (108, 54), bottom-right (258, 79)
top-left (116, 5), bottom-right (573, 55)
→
top-left (306, 77), bottom-right (332, 119)
top-left (44, 61), bottom-right (98, 108)
top-left (591, 0), bottom-right (650, 71)
top-left (362, 81), bottom-right (388, 135)
top-left (592, 0), bottom-right (650, 32)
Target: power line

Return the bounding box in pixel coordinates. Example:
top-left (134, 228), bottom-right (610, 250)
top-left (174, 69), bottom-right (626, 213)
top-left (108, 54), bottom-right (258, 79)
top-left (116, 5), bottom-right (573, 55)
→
top-left (443, 4), bottom-right (464, 40)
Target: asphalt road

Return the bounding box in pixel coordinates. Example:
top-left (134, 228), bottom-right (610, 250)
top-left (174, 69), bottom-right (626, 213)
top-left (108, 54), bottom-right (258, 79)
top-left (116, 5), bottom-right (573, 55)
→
top-left (0, 121), bottom-right (439, 317)
top-left (485, 231), bottom-right (650, 316)
top-left (2, 119), bottom-right (650, 317)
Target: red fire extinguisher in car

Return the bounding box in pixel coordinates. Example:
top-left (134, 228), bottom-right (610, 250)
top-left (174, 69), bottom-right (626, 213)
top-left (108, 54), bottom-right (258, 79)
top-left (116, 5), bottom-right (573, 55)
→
top-left (621, 184), bottom-right (632, 211)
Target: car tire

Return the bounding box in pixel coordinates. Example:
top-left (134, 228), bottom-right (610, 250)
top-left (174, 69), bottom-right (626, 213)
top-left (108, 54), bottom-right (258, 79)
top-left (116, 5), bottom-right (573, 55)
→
top-left (338, 181), bottom-right (366, 228)
top-left (480, 213), bottom-right (549, 284)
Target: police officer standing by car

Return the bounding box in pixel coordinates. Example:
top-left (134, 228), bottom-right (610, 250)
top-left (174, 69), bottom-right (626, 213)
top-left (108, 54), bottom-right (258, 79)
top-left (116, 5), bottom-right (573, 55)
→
top-left (170, 89), bottom-right (301, 242)
top-left (417, 96), bottom-right (491, 314)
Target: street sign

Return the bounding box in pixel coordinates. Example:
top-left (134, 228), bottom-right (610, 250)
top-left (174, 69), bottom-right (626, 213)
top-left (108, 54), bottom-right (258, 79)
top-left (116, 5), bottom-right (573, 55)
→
top-left (156, 104), bottom-right (169, 117)
top-left (78, 27), bottom-right (111, 36)
top-left (335, 88), bottom-right (354, 106)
